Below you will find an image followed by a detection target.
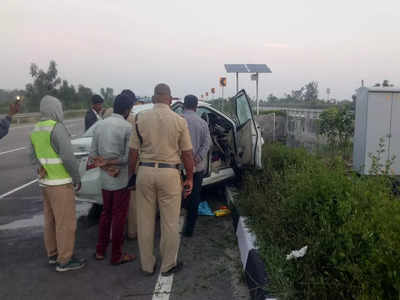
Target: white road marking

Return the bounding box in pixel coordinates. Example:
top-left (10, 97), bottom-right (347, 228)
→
top-left (0, 146), bottom-right (26, 156)
top-left (152, 216), bottom-right (184, 300)
top-left (0, 179), bottom-right (38, 200)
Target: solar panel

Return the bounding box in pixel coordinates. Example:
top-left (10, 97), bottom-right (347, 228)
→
top-left (224, 64), bottom-right (249, 73)
top-left (246, 64), bottom-right (272, 73)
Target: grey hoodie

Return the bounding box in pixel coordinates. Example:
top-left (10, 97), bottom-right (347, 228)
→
top-left (29, 95), bottom-right (81, 185)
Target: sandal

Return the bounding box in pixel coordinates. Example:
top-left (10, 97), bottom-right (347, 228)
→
top-left (93, 253), bottom-right (105, 261)
top-left (111, 253), bottom-right (136, 265)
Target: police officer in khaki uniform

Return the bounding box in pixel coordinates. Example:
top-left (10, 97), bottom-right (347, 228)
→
top-left (129, 83), bottom-right (194, 276)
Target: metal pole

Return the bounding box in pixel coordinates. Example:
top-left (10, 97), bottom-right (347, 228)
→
top-left (273, 112), bottom-right (276, 142)
top-left (256, 73), bottom-right (259, 116)
top-left (236, 72), bottom-right (239, 93)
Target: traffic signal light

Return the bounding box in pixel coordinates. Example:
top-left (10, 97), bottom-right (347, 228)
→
top-left (219, 77), bottom-right (227, 87)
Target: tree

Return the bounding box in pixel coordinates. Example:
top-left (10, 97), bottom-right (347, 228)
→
top-left (58, 80), bottom-right (77, 109)
top-left (267, 93), bottom-right (279, 104)
top-left (290, 87), bottom-right (305, 102)
top-left (100, 87), bottom-right (115, 107)
top-left (25, 60), bottom-right (61, 111)
top-left (76, 85), bottom-right (93, 109)
top-left (320, 104), bottom-right (354, 157)
top-left (304, 81), bottom-right (319, 103)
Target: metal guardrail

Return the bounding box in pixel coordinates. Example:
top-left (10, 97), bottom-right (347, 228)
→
top-left (12, 110), bottom-right (86, 125)
top-left (260, 106), bottom-right (324, 119)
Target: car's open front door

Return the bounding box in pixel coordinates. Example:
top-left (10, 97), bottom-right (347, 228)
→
top-left (232, 90), bottom-right (262, 169)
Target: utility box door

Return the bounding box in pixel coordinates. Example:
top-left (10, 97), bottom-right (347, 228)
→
top-left (364, 92), bottom-right (392, 173)
top-left (389, 93), bottom-right (400, 173)
top-left (353, 87), bottom-right (400, 175)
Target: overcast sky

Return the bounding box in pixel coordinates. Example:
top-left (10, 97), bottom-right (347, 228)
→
top-left (1, 0), bottom-right (399, 100)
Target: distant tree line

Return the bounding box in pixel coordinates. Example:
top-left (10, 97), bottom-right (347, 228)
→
top-left (258, 81), bottom-right (357, 109)
top-left (0, 60), bottom-right (115, 113)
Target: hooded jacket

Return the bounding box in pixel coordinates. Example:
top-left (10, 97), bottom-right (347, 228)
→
top-left (29, 95), bottom-right (81, 185)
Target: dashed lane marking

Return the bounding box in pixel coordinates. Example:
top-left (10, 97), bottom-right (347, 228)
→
top-left (152, 216), bottom-right (184, 300)
top-left (0, 147), bottom-right (26, 156)
top-left (0, 179), bottom-right (38, 200)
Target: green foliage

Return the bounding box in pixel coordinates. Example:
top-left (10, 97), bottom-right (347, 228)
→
top-left (25, 61), bottom-right (61, 111)
top-left (319, 104), bottom-right (354, 158)
top-left (368, 137), bottom-right (396, 176)
top-left (100, 87), bottom-right (115, 107)
top-left (24, 61), bottom-right (94, 111)
top-left (238, 144), bottom-right (400, 299)
top-left (259, 110), bottom-right (287, 117)
top-left (303, 81), bottom-right (319, 103)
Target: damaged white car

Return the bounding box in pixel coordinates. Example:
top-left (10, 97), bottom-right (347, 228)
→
top-left (71, 89), bottom-right (263, 204)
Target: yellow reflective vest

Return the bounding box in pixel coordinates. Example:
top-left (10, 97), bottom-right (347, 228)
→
top-left (30, 120), bottom-right (72, 185)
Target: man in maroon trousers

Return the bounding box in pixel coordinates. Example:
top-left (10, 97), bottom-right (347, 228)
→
top-left (90, 92), bottom-right (136, 265)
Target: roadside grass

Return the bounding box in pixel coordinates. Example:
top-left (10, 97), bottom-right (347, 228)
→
top-left (237, 143), bottom-right (400, 299)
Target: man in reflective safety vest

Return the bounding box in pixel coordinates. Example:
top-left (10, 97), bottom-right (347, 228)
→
top-left (29, 95), bottom-right (86, 272)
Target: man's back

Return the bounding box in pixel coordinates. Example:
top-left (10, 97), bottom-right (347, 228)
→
top-left (94, 114), bottom-right (131, 158)
top-left (183, 110), bottom-right (211, 172)
top-left (91, 113), bottom-right (132, 191)
top-left (133, 103), bottom-right (192, 164)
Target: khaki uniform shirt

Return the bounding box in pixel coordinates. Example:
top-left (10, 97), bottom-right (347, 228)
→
top-left (129, 103), bottom-right (192, 164)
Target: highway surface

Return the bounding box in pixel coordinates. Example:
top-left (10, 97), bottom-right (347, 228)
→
top-left (0, 118), bottom-right (248, 300)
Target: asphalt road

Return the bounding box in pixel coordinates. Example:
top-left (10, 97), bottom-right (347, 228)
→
top-left (0, 119), bottom-right (249, 300)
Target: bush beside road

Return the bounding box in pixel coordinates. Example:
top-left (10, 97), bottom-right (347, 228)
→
top-left (237, 143), bottom-right (400, 299)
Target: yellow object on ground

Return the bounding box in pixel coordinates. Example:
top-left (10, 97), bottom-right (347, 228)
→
top-left (214, 208), bottom-right (231, 217)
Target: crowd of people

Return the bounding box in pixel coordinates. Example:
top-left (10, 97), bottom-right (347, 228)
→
top-left (28, 83), bottom-right (211, 275)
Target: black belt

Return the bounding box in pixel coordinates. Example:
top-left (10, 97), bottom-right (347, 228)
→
top-left (139, 162), bottom-right (180, 169)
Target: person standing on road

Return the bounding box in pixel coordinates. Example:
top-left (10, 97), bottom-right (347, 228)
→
top-left (182, 95), bottom-right (211, 237)
top-left (0, 101), bottom-right (20, 139)
top-left (84, 94), bottom-right (104, 131)
top-left (122, 89), bottom-right (139, 241)
top-left (129, 83), bottom-right (194, 276)
top-left (85, 94), bottom-right (105, 220)
top-left (91, 93), bottom-right (136, 265)
top-left (29, 95), bottom-right (86, 272)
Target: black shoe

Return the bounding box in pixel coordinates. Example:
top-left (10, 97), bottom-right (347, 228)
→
top-left (56, 256), bottom-right (87, 272)
top-left (161, 261), bottom-right (183, 277)
top-left (48, 255), bottom-right (58, 265)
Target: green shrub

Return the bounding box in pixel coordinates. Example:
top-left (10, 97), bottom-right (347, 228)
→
top-left (238, 144), bottom-right (400, 299)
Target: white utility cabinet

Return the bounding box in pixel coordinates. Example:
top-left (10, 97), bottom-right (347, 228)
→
top-left (353, 87), bottom-right (400, 175)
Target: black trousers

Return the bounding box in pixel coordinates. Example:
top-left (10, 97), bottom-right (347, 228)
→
top-left (183, 171), bottom-right (204, 236)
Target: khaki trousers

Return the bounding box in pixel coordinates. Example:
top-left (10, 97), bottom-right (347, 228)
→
top-left (127, 190), bottom-right (137, 239)
top-left (136, 166), bottom-right (182, 273)
top-left (41, 183), bottom-right (76, 264)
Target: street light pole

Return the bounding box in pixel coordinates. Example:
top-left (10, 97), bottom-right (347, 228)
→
top-left (236, 72), bottom-right (239, 93)
top-left (256, 73), bottom-right (259, 116)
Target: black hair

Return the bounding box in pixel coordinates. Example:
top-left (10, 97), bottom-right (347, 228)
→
top-left (113, 93), bottom-right (134, 115)
top-left (91, 94), bottom-right (104, 105)
top-left (121, 89), bottom-right (137, 104)
top-left (184, 94), bottom-right (198, 110)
